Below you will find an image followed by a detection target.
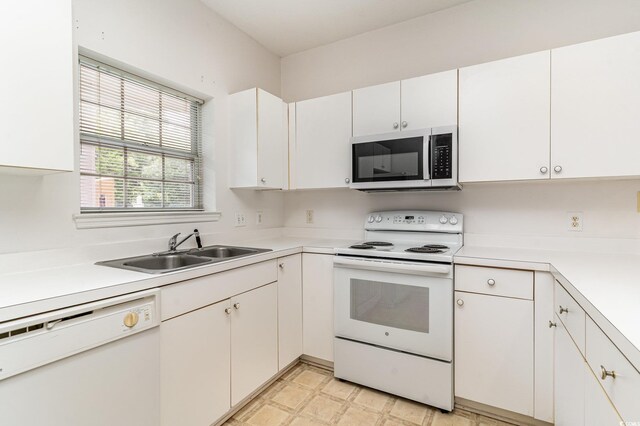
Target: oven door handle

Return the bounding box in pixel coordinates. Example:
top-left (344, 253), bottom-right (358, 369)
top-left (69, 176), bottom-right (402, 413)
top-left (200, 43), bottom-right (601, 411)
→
top-left (333, 256), bottom-right (451, 276)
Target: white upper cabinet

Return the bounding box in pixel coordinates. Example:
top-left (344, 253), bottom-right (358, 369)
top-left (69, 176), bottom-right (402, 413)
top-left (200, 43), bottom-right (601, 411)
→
top-left (353, 81), bottom-right (401, 137)
top-left (292, 92), bottom-right (352, 189)
top-left (459, 51), bottom-right (551, 182)
top-left (0, 0), bottom-right (73, 174)
top-left (551, 31), bottom-right (640, 179)
top-left (229, 88), bottom-right (285, 189)
top-left (352, 72), bottom-right (458, 137)
top-left (401, 70), bottom-right (458, 131)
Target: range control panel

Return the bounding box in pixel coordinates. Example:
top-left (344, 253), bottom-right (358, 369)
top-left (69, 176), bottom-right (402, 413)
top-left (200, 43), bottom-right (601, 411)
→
top-left (365, 210), bottom-right (463, 233)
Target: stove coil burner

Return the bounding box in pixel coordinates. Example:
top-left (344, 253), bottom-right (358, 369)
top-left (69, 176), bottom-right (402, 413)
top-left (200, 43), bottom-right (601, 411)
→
top-left (349, 244), bottom-right (376, 249)
top-left (405, 247), bottom-right (445, 254)
top-left (362, 241), bottom-right (393, 247)
top-left (422, 244), bottom-right (450, 250)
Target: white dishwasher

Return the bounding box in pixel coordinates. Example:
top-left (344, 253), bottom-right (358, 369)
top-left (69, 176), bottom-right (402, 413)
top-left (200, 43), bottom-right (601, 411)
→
top-left (0, 288), bottom-right (160, 426)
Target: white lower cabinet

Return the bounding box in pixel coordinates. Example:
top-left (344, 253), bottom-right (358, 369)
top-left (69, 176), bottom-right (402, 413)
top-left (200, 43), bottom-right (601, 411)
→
top-left (161, 300), bottom-right (231, 426)
top-left (302, 253), bottom-right (334, 362)
top-left (554, 315), bottom-right (585, 426)
top-left (584, 362), bottom-right (623, 426)
top-left (454, 291), bottom-right (534, 416)
top-left (277, 254), bottom-right (303, 370)
top-left (231, 283), bottom-right (278, 405)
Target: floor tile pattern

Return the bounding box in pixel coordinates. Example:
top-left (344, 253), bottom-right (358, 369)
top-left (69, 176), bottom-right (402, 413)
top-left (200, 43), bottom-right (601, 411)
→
top-left (224, 362), bottom-right (517, 426)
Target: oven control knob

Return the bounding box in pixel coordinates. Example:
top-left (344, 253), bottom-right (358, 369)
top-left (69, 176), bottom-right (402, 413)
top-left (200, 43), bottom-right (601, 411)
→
top-left (449, 216), bottom-right (458, 225)
top-left (367, 216), bottom-right (375, 223)
top-left (439, 215), bottom-right (448, 224)
top-left (123, 312), bottom-right (139, 328)
top-left (375, 215), bottom-right (383, 223)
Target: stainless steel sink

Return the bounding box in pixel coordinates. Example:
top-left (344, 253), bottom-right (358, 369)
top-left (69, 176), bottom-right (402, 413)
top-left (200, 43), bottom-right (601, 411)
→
top-left (96, 245), bottom-right (272, 274)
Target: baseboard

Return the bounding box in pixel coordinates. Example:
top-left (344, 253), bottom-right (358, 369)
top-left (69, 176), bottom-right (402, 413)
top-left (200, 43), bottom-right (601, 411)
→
top-left (300, 354), bottom-right (334, 370)
top-left (455, 397), bottom-right (553, 426)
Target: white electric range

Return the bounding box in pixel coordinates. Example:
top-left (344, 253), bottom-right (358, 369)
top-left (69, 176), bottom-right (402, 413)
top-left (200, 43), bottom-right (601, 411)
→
top-left (333, 210), bottom-right (463, 412)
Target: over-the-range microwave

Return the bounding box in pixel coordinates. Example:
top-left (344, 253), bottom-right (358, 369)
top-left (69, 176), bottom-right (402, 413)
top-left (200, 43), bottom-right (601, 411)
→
top-left (349, 126), bottom-right (460, 192)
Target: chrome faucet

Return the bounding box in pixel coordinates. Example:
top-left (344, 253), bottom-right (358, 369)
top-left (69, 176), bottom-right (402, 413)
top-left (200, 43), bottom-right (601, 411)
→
top-left (168, 232), bottom-right (195, 252)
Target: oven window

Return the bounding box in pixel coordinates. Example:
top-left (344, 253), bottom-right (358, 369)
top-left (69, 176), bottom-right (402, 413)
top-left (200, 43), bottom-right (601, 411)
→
top-left (350, 279), bottom-right (429, 333)
top-left (352, 137), bottom-right (424, 182)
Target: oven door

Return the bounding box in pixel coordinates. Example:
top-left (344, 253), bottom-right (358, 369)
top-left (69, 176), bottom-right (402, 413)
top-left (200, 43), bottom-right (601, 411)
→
top-left (350, 129), bottom-right (431, 190)
top-left (333, 256), bottom-right (452, 361)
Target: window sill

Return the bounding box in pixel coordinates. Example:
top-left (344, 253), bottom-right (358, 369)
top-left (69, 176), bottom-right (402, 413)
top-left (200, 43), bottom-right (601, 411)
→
top-left (73, 211), bottom-right (221, 229)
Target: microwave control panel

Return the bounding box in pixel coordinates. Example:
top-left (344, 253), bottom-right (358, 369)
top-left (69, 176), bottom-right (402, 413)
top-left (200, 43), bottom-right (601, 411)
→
top-left (431, 134), bottom-right (452, 179)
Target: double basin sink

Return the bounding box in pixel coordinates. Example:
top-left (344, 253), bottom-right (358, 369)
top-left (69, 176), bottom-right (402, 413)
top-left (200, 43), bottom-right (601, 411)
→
top-left (97, 245), bottom-right (272, 274)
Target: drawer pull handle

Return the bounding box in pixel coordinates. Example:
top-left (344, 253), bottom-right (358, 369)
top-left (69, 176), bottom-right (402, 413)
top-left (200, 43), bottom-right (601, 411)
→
top-left (548, 321), bottom-right (557, 328)
top-left (559, 305), bottom-right (569, 314)
top-left (487, 279), bottom-right (495, 286)
top-left (600, 365), bottom-right (616, 380)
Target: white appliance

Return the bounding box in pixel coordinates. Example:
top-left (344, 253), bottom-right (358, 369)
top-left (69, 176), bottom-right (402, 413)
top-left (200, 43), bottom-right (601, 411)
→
top-left (333, 210), bottom-right (462, 411)
top-left (349, 127), bottom-right (460, 192)
top-left (0, 289), bottom-right (161, 426)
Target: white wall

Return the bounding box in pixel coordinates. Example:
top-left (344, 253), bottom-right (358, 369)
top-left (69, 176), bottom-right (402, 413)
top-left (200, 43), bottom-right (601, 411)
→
top-left (281, 0), bottom-right (640, 240)
top-left (0, 0), bottom-right (283, 254)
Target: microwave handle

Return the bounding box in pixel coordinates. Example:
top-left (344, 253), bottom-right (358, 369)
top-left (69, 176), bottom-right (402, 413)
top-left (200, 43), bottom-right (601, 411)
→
top-left (423, 136), bottom-right (431, 181)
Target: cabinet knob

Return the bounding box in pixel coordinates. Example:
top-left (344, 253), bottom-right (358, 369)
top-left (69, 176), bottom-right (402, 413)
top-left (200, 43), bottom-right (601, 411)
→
top-left (559, 305), bottom-right (569, 314)
top-left (123, 312), bottom-right (139, 328)
top-left (487, 279), bottom-right (495, 286)
top-left (600, 365), bottom-right (616, 380)
top-left (554, 166), bottom-right (562, 173)
top-left (261, 178), bottom-right (267, 183)
top-left (540, 166), bottom-right (548, 174)
top-left (225, 307), bottom-right (232, 315)
top-left (345, 178), bottom-right (350, 184)
top-left (548, 320), bottom-right (557, 328)
top-left (393, 122), bottom-right (399, 129)
top-left (401, 121), bottom-right (408, 128)
top-left (279, 263), bottom-right (284, 269)
top-left (233, 302), bottom-right (240, 310)
top-left (456, 299), bottom-right (464, 307)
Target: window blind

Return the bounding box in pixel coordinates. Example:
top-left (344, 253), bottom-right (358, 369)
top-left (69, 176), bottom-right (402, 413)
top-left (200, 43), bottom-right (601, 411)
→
top-left (79, 56), bottom-right (203, 212)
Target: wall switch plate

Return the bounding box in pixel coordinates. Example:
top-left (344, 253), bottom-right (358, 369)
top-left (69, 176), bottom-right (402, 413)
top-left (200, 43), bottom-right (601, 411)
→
top-left (256, 210), bottom-right (263, 225)
top-left (306, 209), bottom-right (314, 224)
top-left (235, 212), bottom-right (246, 227)
top-left (568, 211), bottom-right (583, 232)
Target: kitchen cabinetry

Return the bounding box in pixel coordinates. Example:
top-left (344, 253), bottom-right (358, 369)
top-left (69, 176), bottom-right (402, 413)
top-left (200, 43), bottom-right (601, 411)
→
top-left (454, 290), bottom-right (534, 416)
top-left (534, 272), bottom-right (555, 423)
top-left (292, 91), bottom-right (352, 189)
top-left (277, 254), bottom-right (303, 370)
top-left (302, 253), bottom-right (334, 362)
top-left (231, 283), bottom-right (278, 405)
top-left (229, 88), bottom-right (286, 189)
top-left (0, 0), bottom-right (73, 174)
top-left (554, 315), bottom-right (586, 426)
top-left (459, 51), bottom-right (551, 182)
top-left (352, 71), bottom-right (457, 137)
top-left (584, 361), bottom-right (623, 426)
top-left (551, 31), bottom-right (640, 180)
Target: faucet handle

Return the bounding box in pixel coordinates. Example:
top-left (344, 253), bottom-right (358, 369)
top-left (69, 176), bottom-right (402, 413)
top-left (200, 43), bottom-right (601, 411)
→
top-left (168, 233), bottom-right (181, 250)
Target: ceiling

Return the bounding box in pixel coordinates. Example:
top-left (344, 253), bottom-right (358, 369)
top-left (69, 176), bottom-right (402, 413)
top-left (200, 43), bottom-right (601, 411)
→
top-left (200, 0), bottom-right (473, 57)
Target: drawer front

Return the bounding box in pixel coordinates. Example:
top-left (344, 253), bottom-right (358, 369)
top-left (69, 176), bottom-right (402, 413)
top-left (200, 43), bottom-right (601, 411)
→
top-left (161, 260), bottom-right (278, 320)
top-left (455, 265), bottom-right (533, 299)
top-left (586, 317), bottom-right (640, 422)
top-left (554, 281), bottom-right (586, 355)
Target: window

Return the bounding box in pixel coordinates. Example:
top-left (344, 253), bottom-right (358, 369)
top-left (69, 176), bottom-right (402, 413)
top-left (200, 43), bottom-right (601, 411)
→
top-left (79, 56), bottom-right (203, 212)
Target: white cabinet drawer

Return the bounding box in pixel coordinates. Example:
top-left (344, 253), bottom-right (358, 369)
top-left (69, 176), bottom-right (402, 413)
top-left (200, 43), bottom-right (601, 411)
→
top-left (586, 317), bottom-right (640, 422)
top-left (455, 265), bottom-right (533, 299)
top-left (161, 260), bottom-right (278, 320)
top-left (554, 281), bottom-right (586, 355)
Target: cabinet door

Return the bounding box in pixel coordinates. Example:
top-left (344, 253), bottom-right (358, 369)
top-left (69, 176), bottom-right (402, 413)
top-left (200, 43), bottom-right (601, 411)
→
top-left (277, 254), bottom-right (303, 369)
top-left (302, 254), bottom-right (334, 362)
top-left (161, 300), bottom-right (231, 426)
top-left (551, 31), bottom-right (640, 179)
top-left (459, 51), bottom-right (551, 182)
top-left (231, 283), bottom-right (278, 405)
top-left (555, 315), bottom-right (585, 426)
top-left (454, 291), bottom-right (534, 416)
top-left (353, 81), bottom-right (401, 137)
top-left (294, 92), bottom-right (352, 189)
top-left (0, 0), bottom-right (73, 173)
top-left (401, 70), bottom-right (458, 131)
top-left (257, 89), bottom-right (285, 189)
top-left (534, 272), bottom-right (555, 423)
top-left (584, 362), bottom-right (623, 426)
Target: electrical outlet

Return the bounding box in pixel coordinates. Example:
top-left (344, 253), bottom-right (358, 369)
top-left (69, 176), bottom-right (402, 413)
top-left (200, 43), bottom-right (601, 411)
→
top-left (235, 212), bottom-right (246, 227)
top-left (256, 210), bottom-right (263, 225)
top-left (568, 212), bottom-right (583, 232)
top-left (305, 209), bottom-right (314, 224)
